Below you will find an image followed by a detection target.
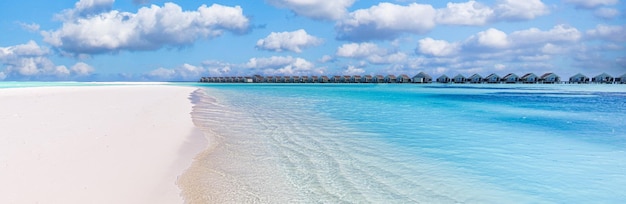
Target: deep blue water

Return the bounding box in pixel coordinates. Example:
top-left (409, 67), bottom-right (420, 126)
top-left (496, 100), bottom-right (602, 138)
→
top-left (188, 83), bottom-right (626, 203)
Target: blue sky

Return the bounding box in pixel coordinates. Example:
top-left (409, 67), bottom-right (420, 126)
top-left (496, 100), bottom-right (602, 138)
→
top-left (0, 0), bottom-right (624, 81)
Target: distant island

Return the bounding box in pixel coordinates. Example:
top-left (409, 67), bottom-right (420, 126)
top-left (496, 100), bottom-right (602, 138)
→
top-left (200, 72), bottom-right (625, 84)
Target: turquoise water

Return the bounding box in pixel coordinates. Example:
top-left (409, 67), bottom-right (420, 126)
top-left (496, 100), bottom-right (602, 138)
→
top-left (186, 83), bottom-right (626, 203)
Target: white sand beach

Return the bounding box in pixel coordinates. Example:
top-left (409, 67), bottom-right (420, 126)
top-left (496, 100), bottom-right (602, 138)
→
top-left (0, 85), bottom-right (205, 203)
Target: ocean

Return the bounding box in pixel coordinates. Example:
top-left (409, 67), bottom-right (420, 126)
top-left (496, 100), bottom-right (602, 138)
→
top-left (181, 83), bottom-right (626, 203)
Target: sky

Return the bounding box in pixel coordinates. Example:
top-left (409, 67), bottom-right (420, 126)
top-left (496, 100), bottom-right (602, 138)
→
top-left (0, 0), bottom-right (624, 81)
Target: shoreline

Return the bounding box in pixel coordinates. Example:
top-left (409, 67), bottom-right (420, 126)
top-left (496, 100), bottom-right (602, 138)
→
top-left (0, 85), bottom-right (205, 203)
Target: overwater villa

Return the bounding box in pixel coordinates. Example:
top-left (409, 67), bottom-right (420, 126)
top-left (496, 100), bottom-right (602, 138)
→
top-left (540, 73), bottom-right (560, 84)
top-left (521, 73), bottom-right (538, 83)
top-left (592, 73), bottom-right (613, 84)
top-left (616, 73), bottom-right (626, 84)
top-left (398, 74), bottom-right (411, 83)
top-left (437, 74), bottom-right (451, 83)
top-left (452, 74), bottom-right (466, 83)
top-left (374, 75), bottom-right (385, 83)
top-left (352, 75), bottom-right (362, 83)
top-left (341, 76), bottom-right (351, 83)
top-left (362, 75), bottom-right (373, 83)
top-left (468, 74), bottom-right (483, 83)
top-left (569, 73), bottom-right (589, 84)
top-left (485, 73), bottom-right (500, 83)
top-left (412, 72), bottom-right (432, 83)
top-left (201, 72), bottom-right (623, 85)
top-left (502, 73), bottom-right (519, 83)
top-left (320, 76), bottom-right (329, 83)
top-left (386, 75), bottom-right (397, 83)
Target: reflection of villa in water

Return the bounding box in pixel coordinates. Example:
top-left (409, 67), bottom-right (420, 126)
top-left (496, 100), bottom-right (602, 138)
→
top-left (200, 72), bottom-right (626, 84)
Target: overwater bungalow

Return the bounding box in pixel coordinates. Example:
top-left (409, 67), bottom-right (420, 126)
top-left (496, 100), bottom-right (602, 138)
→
top-left (540, 73), bottom-right (560, 84)
top-left (301, 76), bottom-right (309, 83)
top-left (374, 75), bottom-right (385, 83)
top-left (292, 76), bottom-right (300, 83)
top-left (237, 76), bottom-right (244, 82)
top-left (501, 73), bottom-right (518, 83)
top-left (437, 74), bottom-right (451, 83)
top-left (329, 76), bottom-right (340, 83)
top-left (274, 76), bottom-right (283, 83)
top-left (253, 75), bottom-right (264, 83)
top-left (362, 75), bottom-right (373, 83)
top-left (452, 74), bottom-right (466, 83)
top-left (569, 73), bottom-right (589, 84)
top-left (319, 76), bottom-right (329, 83)
top-left (468, 74), bottom-right (483, 83)
top-left (341, 75), bottom-right (351, 83)
top-left (200, 77), bottom-right (208, 82)
top-left (311, 76), bottom-right (319, 83)
top-left (352, 75), bottom-right (362, 83)
top-left (398, 74), bottom-right (411, 83)
top-left (412, 72), bottom-right (431, 83)
top-left (520, 73), bottom-right (538, 83)
top-left (244, 76), bottom-right (253, 83)
top-left (485, 73), bottom-right (500, 83)
top-left (592, 73), bottom-right (613, 84)
top-left (615, 73), bottom-right (626, 84)
top-left (265, 76), bottom-right (274, 83)
top-left (386, 75), bottom-right (397, 83)
top-left (285, 76), bottom-right (294, 83)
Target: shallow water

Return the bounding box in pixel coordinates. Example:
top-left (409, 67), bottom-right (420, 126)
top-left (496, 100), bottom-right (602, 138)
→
top-left (179, 83), bottom-right (626, 203)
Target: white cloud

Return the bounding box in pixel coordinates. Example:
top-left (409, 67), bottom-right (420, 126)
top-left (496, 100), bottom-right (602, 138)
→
top-left (593, 8), bottom-right (620, 19)
top-left (336, 43), bottom-right (386, 58)
top-left (336, 2), bottom-right (436, 41)
top-left (319, 55), bottom-right (334, 63)
top-left (336, 42), bottom-right (406, 64)
top-left (244, 56), bottom-right (315, 75)
top-left (417, 38), bottom-right (460, 57)
top-left (43, 3), bottom-right (250, 54)
top-left (18, 22), bottom-right (41, 32)
top-left (71, 62), bottom-right (95, 76)
top-left (0, 41), bottom-right (96, 80)
top-left (57, 0), bottom-right (115, 20)
top-left (510, 24), bottom-right (582, 45)
top-left (471, 28), bottom-right (510, 48)
top-left (266, 0), bottom-right (355, 20)
top-left (435, 1), bottom-right (494, 26)
top-left (494, 0), bottom-right (549, 20)
top-left (563, 0), bottom-right (619, 8)
top-left (146, 63), bottom-right (206, 81)
top-left (586, 24), bottom-right (626, 42)
top-left (256, 29), bottom-right (323, 53)
top-left (342, 65), bottom-right (365, 75)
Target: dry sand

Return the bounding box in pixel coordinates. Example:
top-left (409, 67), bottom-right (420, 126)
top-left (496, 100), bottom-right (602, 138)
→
top-left (0, 85), bottom-right (205, 203)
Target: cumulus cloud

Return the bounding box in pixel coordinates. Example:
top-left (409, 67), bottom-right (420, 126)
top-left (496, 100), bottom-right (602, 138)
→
top-left (266, 0), bottom-right (355, 20)
top-left (342, 65), bottom-right (365, 75)
top-left (256, 29), bottom-right (323, 53)
top-left (57, 0), bottom-right (115, 20)
top-left (494, 0), bottom-right (549, 21)
top-left (435, 1), bottom-right (494, 26)
top-left (563, 0), bottom-right (619, 8)
top-left (145, 63), bottom-right (206, 81)
top-left (71, 62), bottom-right (95, 76)
top-left (586, 24), bottom-right (626, 42)
top-left (336, 42), bottom-right (407, 64)
top-left (18, 22), bottom-right (41, 32)
top-left (42, 3), bottom-right (250, 54)
top-left (0, 41), bottom-right (95, 80)
top-left (469, 28), bottom-right (510, 48)
top-left (244, 56), bottom-right (315, 75)
top-left (417, 38), bottom-right (460, 56)
top-left (593, 8), bottom-right (620, 19)
top-left (335, 2), bottom-right (436, 41)
top-left (509, 24), bottom-right (582, 45)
